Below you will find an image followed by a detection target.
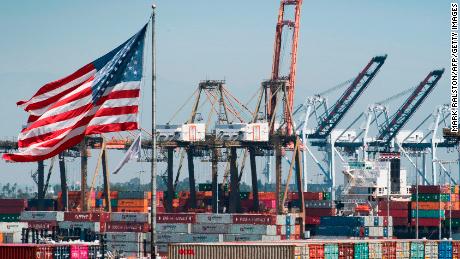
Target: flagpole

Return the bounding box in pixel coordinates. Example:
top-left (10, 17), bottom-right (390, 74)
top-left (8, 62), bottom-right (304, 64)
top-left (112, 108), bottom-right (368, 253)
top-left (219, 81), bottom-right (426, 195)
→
top-left (150, 3), bottom-right (158, 258)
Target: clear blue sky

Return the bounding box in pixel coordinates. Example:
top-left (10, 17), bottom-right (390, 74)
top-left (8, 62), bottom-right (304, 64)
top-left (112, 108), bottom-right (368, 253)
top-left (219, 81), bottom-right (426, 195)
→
top-left (0, 1), bottom-right (453, 189)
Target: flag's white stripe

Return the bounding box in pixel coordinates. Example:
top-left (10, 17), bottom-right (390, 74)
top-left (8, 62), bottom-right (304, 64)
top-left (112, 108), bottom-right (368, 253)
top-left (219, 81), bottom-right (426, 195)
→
top-left (88, 113), bottom-right (137, 126)
top-left (28, 79), bottom-right (94, 117)
top-left (18, 126), bottom-right (86, 155)
top-left (20, 97), bottom-right (139, 142)
top-left (19, 113), bottom-right (137, 156)
top-left (23, 69), bottom-right (96, 108)
top-left (20, 106), bottom-right (98, 140)
top-left (32, 81), bottom-right (139, 120)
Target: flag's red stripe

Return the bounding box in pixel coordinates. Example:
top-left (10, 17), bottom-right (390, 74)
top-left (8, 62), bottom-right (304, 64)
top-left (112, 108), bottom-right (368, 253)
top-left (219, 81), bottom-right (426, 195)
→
top-left (17, 64), bottom-right (95, 106)
top-left (93, 105), bottom-right (138, 117)
top-left (3, 134), bottom-right (85, 162)
top-left (18, 106), bottom-right (138, 148)
top-left (86, 122), bottom-right (138, 135)
top-left (19, 116), bottom-right (94, 148)
top-left (24, 81), bottom-right (87, 112)
top-left (23, 90), bottom-right (139, 133)
top-left (17, 63), bottom-right (94, 105)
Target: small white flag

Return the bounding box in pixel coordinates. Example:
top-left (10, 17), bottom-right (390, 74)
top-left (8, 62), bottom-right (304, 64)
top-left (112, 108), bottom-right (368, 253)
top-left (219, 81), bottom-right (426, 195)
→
top-left (113, 133), bottom-right (141, 174)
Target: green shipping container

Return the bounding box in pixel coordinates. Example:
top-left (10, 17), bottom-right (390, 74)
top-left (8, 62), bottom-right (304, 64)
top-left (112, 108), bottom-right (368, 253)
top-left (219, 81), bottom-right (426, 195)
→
top-left (443, 218), bottom-right (460, 227)
top-left (411, 193), bottom-right (450, 202)
top-left (410, 242), bottom-right (424, 259)
top-left (323, 192), bottom-right (332, 200)
top-left (325, 244), bottom-right (339, 259)
top-left (198, 184), bottom-right (212, 192)
top-left (0, 214), bottom-right (20, 222)
top-left (411, 209), bottom-right (445, 218)
top-left (354, 243), bottom-right (369, 259)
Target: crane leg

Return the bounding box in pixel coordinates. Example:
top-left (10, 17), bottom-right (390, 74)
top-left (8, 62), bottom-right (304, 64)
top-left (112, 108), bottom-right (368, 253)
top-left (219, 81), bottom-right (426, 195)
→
top-left (80, 138), bottom-right (88, 211)
top-left (187, 148), bottom-right (196, 209)
top-left (249, 147), bottom-right (259, 212)
top-left (294, 142), bottom-right (305, 238)
top-left (211, 149), bottom-right (219, 213)
top-left (101, 149), bottom-right (112, 212)
top-left (275, 137), bottom-right (283, 215)
top-left (37, 160), bottom-right (45, 210)
top-left (229, 147), bottom-right (240, 213)
top-left (59, 153), bottom-right (68, 211)
top-left (166, 148), bottom-right (174, 212)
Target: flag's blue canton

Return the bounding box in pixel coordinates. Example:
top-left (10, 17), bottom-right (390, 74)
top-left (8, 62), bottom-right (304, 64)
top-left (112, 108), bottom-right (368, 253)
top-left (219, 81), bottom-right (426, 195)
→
top-left (90, 25), bottom-right (147, 104)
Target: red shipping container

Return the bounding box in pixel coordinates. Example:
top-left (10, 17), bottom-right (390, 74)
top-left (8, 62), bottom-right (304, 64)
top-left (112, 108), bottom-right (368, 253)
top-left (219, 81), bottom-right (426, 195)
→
top-left (70, 245), bottom-right (88, 259)
top-left (378, 209), bottom-right (408, 218)
top-left (411, 218), bottom-right (442, 227)
top-left (64, 212), bottom-right (110, 222)
top-left (410, 185), bottom-right (450, 194)
top-left (0, 244), bottom-right (54, 259)
top-left (309, 244), bottom-right (325, 259)
top-left (392, 217), bottom-right (409, 226)
top-left (306, 208), bottom-right (336, 217)
top-left (453, 241), bottom-right (460, 259)
top-left (303, 192), bottom-right (323, 201)
top-left (0, 199), bottom-right (27, 208)
top-left (338, 243), bottom-right (354, 259)
top-left (378, 200), bottom-right (409, 210)
top-left (382, 241), bottom-right (396, 259)
top-left (105, 222), bottom-right (149, 232)
top-left (25, 221), bottom-right (58, 229)
top-left (0, 207), bottom-right (24, 214)
top-left (232, 214), bottom-right (276, 225)
top-left (157, 213), bottom-right (196, 224)
top-left (446, 210), bottom-right (460, 218)
top-left (304, 216), bottom-right (321, 225)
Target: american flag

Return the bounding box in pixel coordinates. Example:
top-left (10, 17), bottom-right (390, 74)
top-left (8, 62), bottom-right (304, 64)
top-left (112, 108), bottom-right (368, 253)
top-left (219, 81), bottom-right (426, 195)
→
top-left (3, 25), bottom-right (147, 162)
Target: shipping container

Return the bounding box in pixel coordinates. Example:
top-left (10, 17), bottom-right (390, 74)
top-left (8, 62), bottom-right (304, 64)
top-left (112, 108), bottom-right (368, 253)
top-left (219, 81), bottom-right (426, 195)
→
top-left (111, 212), bottom-right (149, 223)
top-left (196, 213), bottom-right (233, 224)
top-left (105, 222), bottom-right (149, 232)
top-left (425, 241), bottom-right (438, 259)
top-left (410, 241), bottom-right (424, 259)
top-left (338, 243), bottom-right (354, 259)
top-left (64, 212), bottom-right (110, 222)
top-left (232, 214), bottom-right (276, 225)
top-left (157, 213), bottom-right (196, 224)
top-left (0, 222), bottom-right (27, 233)
top-left (325, 243), bottom-right (339, 259)
top-left (0, 244), bottom-right (54, 259)
top-left (20, 211), bottom-right (64, 221)
top-left (168, 243), bottom-right (296, 259)
top-left (396, 241), bottom-right (410, 259)
top-left (118, 191), bottom-right (148, 199)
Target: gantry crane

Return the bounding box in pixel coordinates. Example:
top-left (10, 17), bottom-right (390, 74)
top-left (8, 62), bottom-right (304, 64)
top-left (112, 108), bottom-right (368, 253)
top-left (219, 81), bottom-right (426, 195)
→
top-left (371, 69), bottom-right (444, 150)
top-left (298, 55), bottom-right (387, 195)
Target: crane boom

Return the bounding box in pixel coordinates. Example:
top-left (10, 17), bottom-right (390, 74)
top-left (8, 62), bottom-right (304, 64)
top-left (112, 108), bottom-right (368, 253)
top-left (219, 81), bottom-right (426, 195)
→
top-left (310, 55), bottom-right (387, 139)
top-left (267, 0), bottom-right (302, 136)
top-left (375, 69), bottom-right (444, 148)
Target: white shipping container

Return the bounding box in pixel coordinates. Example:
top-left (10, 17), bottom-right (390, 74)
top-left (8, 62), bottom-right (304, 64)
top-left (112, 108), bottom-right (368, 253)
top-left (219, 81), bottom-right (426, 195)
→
top-left (179, 124), bottom-right (206, 142)
top-left (58, 221), bottom-right (101, 232)
top-left (0, 222), bottom-right (28, 233)
top-left (227, 224), bottom-right (278, 235)
top-left (276, 215), bottom-right (296, 226)
top-left (156, 233), bottom-right (223, 243)
top-left (191, 223), bottom-right (229, 234)
top-left (3, 232), bottom-right (22, 243)
top-left (110, 212), bottom-right (149, 223)
top-left (222, 234), bottom-right (281, 242)
top-left (242, 123), bottom-right (269, 142)
top-left (196, 214), bottom-right (232, 224)
top-left (106, 242), bottom-right (141, 258)
top-left (20, 211), bottom-right (64, 221)
top-left (157, 223), bottom-right (191, 233)
top-left (105, 232), bottom-right (145, 243)
top-left (215, 124), bottom-right (246, 141)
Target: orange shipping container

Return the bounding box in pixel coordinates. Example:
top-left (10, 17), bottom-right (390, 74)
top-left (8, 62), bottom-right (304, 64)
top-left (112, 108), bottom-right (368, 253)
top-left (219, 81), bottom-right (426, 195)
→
top-left (411, 201), bottom-right (459, 210)
top-left (116, 206), bottom-right (148, 213)
top-left (117, 199), bottom-right (148, 207)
